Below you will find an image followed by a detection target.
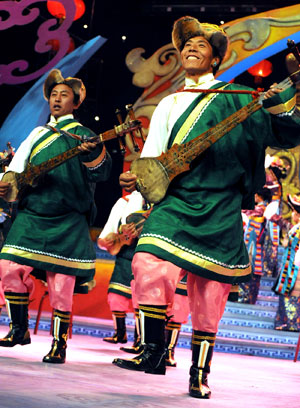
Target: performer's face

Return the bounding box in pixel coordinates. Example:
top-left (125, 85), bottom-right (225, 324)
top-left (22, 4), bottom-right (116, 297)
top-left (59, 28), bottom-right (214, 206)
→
top-left (49, 84), bottom-right (77, 119)
top-left (181, 36), bottom-right (219, 78)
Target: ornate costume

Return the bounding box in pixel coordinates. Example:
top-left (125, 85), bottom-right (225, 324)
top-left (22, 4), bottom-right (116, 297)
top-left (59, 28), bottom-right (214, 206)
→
top-left (113, 16), bottom-right (300, 399)
top-left (0, 69), bottom-right (112, 363)
top-left (273, 195), bottom-right (300, 332)
top-left (136, 83), bottom-right (299, 283)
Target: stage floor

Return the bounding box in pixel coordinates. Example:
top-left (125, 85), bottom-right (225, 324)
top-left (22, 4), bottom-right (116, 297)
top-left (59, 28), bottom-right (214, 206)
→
top-left (0, 323), bottom-right (299, 408)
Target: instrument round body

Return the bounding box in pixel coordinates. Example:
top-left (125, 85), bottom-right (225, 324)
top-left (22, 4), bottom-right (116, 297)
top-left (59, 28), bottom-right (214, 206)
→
top-left (130, 157), bottom-right (170, 204)
top-left (1, 171), bottom-right (19, 202)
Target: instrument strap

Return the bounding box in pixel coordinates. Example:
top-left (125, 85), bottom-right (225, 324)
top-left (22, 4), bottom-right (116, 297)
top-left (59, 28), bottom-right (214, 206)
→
top-left (45, 124), bottom-right (87, 142)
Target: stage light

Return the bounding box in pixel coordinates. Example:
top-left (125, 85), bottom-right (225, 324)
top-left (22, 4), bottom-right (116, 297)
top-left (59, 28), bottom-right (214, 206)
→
top-left (248, 59), bottom-right (273, 84)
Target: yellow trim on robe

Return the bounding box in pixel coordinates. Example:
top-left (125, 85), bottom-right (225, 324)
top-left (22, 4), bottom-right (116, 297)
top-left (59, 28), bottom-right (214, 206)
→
top-left (1, 246), bottom-right (95, 270)
top-left (138, 236), bottom-right (251, 278)
top-left (29, 122), bottom-right (82, 161)
top-left (109, 283), bottom-right (132, 295)
top-left (173, 85), bottom-right (228, 145)
top-left (264, 95), bottom-right (296, 115)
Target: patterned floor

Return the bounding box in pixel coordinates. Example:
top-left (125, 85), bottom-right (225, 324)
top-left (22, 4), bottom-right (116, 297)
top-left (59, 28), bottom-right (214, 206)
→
top-left (0, 325), bottom-right (299, 408)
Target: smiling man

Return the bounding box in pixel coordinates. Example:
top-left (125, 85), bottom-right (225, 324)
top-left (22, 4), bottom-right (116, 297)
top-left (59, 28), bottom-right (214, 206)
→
top-left (0, 69), bottom-right (112, 364)
top-left (113, 16), bottom-right (300, 399)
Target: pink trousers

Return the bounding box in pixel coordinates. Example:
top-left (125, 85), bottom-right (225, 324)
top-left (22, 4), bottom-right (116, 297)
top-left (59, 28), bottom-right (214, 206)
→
top-left (0, 260), bottom-right (75, 312)
top-left (132, 253), bottom-right (231, 332)
top-left (107, 280), bottom-right (189, 324)
top-left (0, 280), bottom-right (5, 306)
top-left (107, 292), bottom-right (134, 313)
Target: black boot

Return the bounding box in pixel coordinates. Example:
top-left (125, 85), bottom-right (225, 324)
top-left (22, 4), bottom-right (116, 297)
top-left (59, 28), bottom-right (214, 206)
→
top-left (103, 311), bottom-right (127, 344)
top-left (113, 304), bottom-right (166, 375)
top-left (120, 308), bottom-right (143, 354)
top-left (43, 310), bottom-right (70, 364)
top-left (0, 292), bottom-right (31, 347)
top-left (189, 330), bottom-right (216, 399)
top-left (165, 321), bottom-right (181, 367)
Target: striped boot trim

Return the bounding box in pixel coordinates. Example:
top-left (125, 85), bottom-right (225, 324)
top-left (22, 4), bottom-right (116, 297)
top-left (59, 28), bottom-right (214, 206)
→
top-left (139, 304), bottom-right (167, 320)
top-left (165, 321), bottom-right (181, 331)
top-left (112, 311), bottom-right (127, 319)
top-left (4, 292), bottom-right (29, 306)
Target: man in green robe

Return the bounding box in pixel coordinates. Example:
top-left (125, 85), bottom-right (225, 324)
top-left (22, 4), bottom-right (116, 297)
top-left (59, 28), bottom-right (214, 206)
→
top-left (112, 16), bottom-right (300, 399)
top-left (0, 69), bottom-right (112, 363)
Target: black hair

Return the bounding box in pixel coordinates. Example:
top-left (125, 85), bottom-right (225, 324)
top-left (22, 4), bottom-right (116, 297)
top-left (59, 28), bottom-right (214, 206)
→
top-left (256, 187), bottom-right (272, 203)
top-left (269, 165), bottom-right (287, 181)
top-left (49, 82), bottom-right (79, 105)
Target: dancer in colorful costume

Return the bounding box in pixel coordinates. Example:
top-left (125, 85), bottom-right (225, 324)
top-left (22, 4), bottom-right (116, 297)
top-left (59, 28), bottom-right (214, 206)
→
top-left (113, 16), bottom-right (300, 399)
top-left (0, 69), bottom-right (112, 363)
top-left (273, 194), bottom-right (300, 331)
top-left (99, 192), bottom-right (190, 366)
top-left (263, 155), bottom-right (288, 278)
top-left (239, 187), bottom-right (272, 304)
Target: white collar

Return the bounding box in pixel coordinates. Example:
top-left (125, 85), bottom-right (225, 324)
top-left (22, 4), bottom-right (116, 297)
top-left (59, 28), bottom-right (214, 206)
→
top-left (48, 114), bottom-right (74, 126)
top-left (184, 73), bottom-right (219, 89)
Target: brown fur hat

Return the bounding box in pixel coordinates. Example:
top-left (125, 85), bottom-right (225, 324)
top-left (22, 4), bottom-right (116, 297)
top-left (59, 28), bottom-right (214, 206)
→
top-left (43, 68), bottom-right (86, 106)
top-left (172, 16), bottom-right (229, 61)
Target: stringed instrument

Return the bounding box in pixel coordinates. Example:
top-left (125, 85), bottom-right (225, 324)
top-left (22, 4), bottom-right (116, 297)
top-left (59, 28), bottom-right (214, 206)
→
top-left (131, 60), bottom-right (300, 204)
top-left (2, 119), bottom-right (141, 202)
top-left (97, 209), bottom-right (151, 255)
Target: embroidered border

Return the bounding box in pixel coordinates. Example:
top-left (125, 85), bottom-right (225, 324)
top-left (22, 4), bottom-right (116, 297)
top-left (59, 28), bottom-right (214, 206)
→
top-left (139, 233), bottom-right (250, 270)
top-left (2, 244), bottom-right (94, 264)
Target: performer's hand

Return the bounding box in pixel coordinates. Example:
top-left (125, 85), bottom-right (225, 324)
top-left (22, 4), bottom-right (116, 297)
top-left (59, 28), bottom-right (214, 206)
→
top-left (264, 83), bottom-right (284, 99)
top-left (269, 214), bottom-right (282, 224)
top-left (121, 222), bottom-right (138, 240)
top-left (0, 181), bottom-right (10, 197)
top-left (78, 141), bottom-right (97, 153)
top-left (119, 172), bottom-right (137, 192)
top-left (97, 234), bottom-right (117, 251)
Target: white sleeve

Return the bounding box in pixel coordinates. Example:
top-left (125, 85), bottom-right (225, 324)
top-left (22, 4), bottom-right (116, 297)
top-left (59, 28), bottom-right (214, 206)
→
top-left (264, 201), bottom-right (280, 220)
top-left (140, 96), bottom-right (174, 158)
top-left (294, 247), bottom-right (300, 267)
top-left (120, 191), bottom-right (144, 224)
top-left (1, 126), bottom-right (48, 178)
top-left (99, 197), bottom-right (129, 238)
top-left (99, 192), bottom-right (145, 241)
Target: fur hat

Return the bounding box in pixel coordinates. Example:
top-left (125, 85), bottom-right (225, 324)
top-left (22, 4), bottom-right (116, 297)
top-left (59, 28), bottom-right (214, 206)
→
top-left (43, 69), bottom-right (86, 106)
top-left (288, 194), bottom-right (300, 214)
top-left (265, 154), bottom-right (287, 181)
top-left (172, 16), bottom-right (229, 61)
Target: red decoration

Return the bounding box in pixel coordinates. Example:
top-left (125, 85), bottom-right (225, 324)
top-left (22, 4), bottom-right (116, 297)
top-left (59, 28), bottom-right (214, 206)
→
top-left (47, 0), bottom-right (86, 21)
top-left (248, 60), bottom-right (273, 78)
top-left (47, 37), bottom-right (75, 54)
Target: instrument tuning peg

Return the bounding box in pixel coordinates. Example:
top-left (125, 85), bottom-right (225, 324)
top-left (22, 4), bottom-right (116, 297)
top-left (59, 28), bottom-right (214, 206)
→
top-left (115, 108), bottom-right (126, 155)
top-left (125, 104), bottom-right (146, 144)
top-left (115, 108), bottom-right (123, 124)
top-left (124, 104), bottom-right (140, 152)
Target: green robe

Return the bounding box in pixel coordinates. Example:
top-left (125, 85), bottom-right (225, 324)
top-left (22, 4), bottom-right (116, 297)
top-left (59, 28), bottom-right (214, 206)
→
top-left (0, 118), bottom-right (112, 288)
top-left (136, 84), bottom-right (300, 284)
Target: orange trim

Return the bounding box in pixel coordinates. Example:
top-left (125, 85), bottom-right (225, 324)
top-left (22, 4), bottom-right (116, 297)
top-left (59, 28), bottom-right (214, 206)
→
top-left (83, 146), bottom-right (107, 169)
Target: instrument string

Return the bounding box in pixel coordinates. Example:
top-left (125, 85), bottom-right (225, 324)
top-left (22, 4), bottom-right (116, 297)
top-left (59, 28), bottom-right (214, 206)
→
top-left (139, 73), bottom-right (297, 193)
